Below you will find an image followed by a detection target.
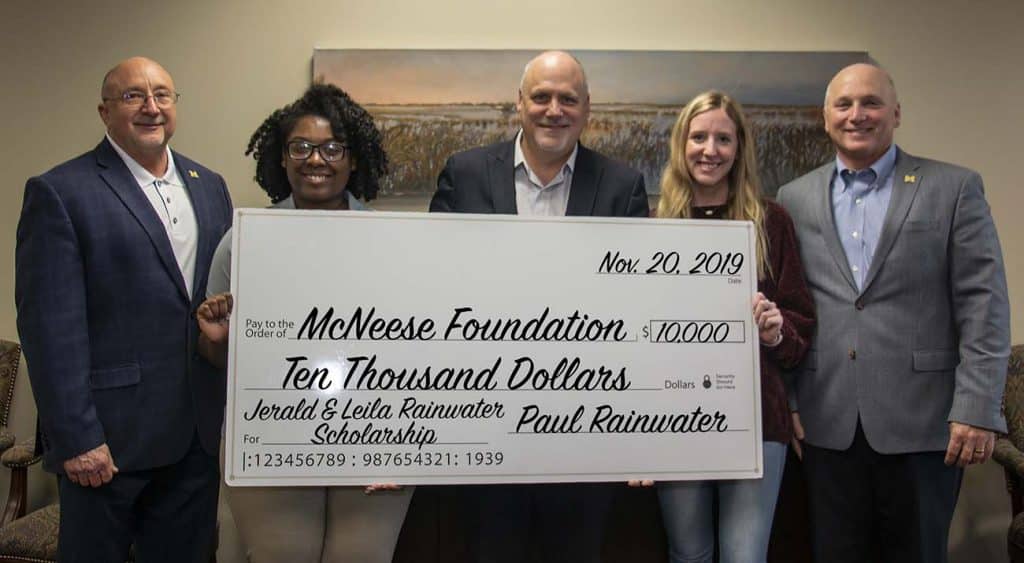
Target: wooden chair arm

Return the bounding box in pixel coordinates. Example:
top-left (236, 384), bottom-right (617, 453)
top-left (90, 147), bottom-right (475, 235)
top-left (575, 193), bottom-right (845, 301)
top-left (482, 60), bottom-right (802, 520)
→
top-left (1, 440), bottom-right (41, 469)
top-left (0, 439), bottom-right (41, 528)
top-left (994, 436), bottom-right (1024, 517)
top-left (0, 428), bottom-right (14, 455)
top-left (995, 437), bottom-right (1024, 471)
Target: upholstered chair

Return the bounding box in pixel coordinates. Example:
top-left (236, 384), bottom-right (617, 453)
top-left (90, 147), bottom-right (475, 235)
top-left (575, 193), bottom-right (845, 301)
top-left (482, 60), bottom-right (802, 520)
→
top-left (995, 344), bottom-right (1024, 562)
top-left (0, 339), bottom-right (60, 562)
top-left (0, 339), bottom-right (219, 563)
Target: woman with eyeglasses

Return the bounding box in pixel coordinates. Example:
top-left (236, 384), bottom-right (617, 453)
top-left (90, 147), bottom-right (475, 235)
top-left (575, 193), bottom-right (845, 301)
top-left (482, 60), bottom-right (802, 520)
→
top-left (196, 83), bottom-right (412, 562)
top-left (639, 91), bottom-right (815, 563)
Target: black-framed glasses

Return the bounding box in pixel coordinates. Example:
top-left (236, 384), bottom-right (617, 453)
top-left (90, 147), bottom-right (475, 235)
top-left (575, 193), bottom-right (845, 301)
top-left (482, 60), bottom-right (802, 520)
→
top-left (286, 140), bottom-right (349, 162)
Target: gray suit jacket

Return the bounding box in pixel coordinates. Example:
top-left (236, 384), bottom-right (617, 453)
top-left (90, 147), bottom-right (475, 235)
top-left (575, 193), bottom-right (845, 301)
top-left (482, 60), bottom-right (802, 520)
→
top-left (777, 148), bottom-right (1009, 454)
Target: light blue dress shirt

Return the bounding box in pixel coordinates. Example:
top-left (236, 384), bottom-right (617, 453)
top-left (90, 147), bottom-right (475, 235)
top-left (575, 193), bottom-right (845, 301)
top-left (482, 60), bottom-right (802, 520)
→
top-left (831, 144), bottom-right (898, 290)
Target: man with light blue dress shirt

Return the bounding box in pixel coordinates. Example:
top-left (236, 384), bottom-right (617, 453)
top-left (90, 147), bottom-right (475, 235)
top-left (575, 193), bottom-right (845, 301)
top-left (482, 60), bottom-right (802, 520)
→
top-left (777, 63), bottom-right (1009, 562)
top-left (833, 144), bottom-right (896, 290)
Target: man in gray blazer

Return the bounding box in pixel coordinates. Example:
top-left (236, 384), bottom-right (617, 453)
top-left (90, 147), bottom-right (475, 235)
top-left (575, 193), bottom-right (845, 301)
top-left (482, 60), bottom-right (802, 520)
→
top-left (777, 63), bottom-right (1009, 562)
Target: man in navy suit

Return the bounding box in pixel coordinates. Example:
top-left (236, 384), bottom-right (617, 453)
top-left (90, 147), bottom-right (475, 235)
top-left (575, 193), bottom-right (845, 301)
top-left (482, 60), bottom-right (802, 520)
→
top-left (430, 51), bottom-right (648, 563)
top-left (15, 57), bottom-right (232, 562)
top-left (430, 51), bottom-right (648, 219)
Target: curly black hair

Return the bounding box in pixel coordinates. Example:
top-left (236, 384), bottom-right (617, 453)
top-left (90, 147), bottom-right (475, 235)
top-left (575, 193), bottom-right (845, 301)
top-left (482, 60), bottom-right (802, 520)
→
top-left (245, 83), bottom-right (387, 203)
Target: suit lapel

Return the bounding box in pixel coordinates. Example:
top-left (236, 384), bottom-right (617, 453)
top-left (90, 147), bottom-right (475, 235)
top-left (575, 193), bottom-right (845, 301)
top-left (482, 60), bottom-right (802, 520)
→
top-left (488, 141), bottom-right (517, 214)
top-left (860, 149), bottom-right (922, 294)
top-left (176, 153), bottom-right (211, 303)
top-left (566, 145), bottom-right (600, 216)
top-left (813, 164), bottom-right (858, 292)
top-left (95, 139), bottom-right (190, 301)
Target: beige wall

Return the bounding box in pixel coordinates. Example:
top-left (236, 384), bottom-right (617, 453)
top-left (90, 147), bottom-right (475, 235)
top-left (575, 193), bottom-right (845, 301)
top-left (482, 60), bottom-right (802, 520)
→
top-left (2, 0), bottom-right (1022, 341)
top-left (1, 0), bottom-right (1021, 560)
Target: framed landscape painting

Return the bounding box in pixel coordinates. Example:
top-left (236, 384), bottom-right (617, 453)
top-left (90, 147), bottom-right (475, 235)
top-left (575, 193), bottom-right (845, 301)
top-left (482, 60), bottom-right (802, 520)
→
top-left (313, 49), bottom-right (868, 211)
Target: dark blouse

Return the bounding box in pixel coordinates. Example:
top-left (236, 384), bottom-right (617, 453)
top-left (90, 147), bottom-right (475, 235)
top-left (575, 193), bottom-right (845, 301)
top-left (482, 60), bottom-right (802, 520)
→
top-left (692, 200), bottom-right (816, 443)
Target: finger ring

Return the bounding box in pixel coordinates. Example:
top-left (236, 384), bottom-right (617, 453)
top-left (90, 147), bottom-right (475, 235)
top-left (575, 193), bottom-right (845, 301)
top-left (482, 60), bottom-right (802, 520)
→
top-left (973, 449), bottom-right (985, 454)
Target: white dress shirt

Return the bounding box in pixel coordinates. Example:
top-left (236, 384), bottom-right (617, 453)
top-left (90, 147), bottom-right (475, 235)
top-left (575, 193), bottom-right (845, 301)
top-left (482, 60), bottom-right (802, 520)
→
top-left (107, 134), bottom-right (198, 296)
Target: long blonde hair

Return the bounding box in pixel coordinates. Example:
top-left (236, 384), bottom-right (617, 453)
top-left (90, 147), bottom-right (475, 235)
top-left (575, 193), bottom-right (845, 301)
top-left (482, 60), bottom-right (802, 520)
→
top-left (657, 91), bottom-right (771, 280)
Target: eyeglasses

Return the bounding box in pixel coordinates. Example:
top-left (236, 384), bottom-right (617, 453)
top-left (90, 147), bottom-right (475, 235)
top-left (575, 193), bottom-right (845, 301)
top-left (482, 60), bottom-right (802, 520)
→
top-left (103, 90), bottom-right (180, 108)
top-left (286, 140), bottom-right (349, 162)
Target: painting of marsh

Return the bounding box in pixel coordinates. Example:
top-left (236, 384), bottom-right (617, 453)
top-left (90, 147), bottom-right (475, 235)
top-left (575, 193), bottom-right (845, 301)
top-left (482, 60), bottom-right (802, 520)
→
top-left (313, 50), bottom-right (869, 211)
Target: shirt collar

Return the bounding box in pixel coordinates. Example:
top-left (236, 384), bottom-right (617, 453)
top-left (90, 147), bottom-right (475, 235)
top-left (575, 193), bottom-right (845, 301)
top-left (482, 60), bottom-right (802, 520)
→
top-left (834, 143), bottom-right (897, 187)
top-left (106, 133), bottom-right (179, 187)
top-left (274, 192), bottom-right (367, 211)
top-left (348, 192), bottom-right (367, 210)
top-left (513, 129), bottom-right (578, 176)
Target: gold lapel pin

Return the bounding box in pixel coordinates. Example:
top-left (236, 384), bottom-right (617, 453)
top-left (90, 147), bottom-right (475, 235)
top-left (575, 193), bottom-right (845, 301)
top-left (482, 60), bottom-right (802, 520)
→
top-left (904, 174), bottom-right (916, 183)
top-left (188, 170), bottom-right (199, 178)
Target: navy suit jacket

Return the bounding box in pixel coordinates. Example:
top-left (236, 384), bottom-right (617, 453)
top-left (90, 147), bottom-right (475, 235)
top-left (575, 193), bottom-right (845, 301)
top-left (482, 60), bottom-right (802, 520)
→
top-left (15, 138), bottom-right (233, 473)
top-left (429, 140), bottom-right (649, 217)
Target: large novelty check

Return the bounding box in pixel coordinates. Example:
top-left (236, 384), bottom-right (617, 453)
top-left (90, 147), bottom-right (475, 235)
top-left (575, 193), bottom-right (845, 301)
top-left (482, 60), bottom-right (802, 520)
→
top-left (224, 210), bottom-right (762, 486)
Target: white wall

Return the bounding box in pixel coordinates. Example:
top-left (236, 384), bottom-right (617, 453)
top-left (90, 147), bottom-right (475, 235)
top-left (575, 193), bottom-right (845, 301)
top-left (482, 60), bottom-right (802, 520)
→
top-left (1, 0), bottom-right (1021, 560)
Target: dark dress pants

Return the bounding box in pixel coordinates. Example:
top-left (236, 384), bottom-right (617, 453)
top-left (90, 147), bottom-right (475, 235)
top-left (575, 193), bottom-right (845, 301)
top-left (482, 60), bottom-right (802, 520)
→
top-left (57, 432), bottom-right (220, 563)
top-left (467, 482), bottom-right (614, 563)
top-left (802, 422), bottom-right (962, 563)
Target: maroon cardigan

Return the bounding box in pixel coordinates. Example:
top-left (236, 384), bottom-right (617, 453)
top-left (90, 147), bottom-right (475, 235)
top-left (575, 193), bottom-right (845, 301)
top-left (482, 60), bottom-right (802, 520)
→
top-left (689, 200), bottom-right (816, 443)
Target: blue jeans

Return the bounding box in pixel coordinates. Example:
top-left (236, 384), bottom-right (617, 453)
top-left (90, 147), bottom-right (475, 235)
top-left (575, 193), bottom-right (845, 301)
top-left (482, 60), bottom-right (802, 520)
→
top-left (656, 442), bottom-right (787, 563)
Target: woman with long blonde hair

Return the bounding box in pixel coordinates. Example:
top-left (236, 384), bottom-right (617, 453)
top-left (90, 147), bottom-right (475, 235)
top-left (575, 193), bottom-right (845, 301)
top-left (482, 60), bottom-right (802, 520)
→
top-left (650, 91), bottom-right (815, 562)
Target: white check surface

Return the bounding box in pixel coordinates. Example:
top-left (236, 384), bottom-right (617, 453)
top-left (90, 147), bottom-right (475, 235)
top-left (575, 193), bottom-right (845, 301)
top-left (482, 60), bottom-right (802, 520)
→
top-left (224, 210), bottom-right (762, 486)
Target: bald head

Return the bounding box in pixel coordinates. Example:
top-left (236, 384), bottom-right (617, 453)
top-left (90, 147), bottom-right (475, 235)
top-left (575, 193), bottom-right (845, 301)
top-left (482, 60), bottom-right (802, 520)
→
top-left (101, 57), bottom-right (173, 99)
top-left (515, 50), bottom-right (591, 170)
top-left (825, 63), bottom-right (897, 108)
top-left (520, 51), bottom-right (589, 98)
top-left (98, 57), bottom-right (177, 175)
top-left (823, 63), bottom-right (901, 170)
